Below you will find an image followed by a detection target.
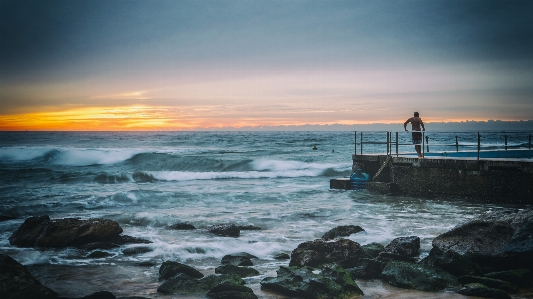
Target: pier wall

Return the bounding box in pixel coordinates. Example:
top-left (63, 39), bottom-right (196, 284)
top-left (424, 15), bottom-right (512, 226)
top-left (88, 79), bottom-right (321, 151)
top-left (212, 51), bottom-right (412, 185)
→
top-left (351, 155), bottom-right (533, 203)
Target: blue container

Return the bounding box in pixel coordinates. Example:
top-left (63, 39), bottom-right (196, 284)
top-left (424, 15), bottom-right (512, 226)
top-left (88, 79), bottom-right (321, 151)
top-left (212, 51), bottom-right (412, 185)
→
top-left (350, 169), bottom-right (369, 190)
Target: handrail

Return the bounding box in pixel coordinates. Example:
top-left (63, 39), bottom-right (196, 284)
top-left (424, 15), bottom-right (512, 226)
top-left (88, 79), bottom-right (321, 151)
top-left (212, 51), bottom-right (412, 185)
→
top-left (354, 131), bottom-right (533, 159)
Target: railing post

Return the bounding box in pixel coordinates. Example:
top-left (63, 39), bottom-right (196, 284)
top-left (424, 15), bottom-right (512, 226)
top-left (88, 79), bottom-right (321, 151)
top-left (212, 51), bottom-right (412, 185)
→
top-left (354, 131), bottom-right (357, 155)
top-left (530, 134), bottom-right (532, 150)
top-left (425, 135), bottom-right (429, 152)
top-left (505, 135), bottom-right (508, 151)
top-left (477, 132), bottom-right (481, 160)
top-left (455, 135), bottom-right (459, 152)
top-left (360, 131), bottom-right (363, 155)
top-left (386, 132), bottom-right (390, 155)
top-left (395, 132), bottom-right (399, 157)
top-left (422, 131), bottom-right (425, 158)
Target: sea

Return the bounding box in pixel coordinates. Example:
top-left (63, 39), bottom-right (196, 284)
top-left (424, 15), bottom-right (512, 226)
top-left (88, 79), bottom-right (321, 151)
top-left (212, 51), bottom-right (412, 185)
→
top-left (0, 131), bottom-right (531, 299)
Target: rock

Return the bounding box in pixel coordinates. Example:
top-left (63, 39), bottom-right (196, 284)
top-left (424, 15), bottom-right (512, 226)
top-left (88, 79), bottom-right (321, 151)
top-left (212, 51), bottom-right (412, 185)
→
top-left (457, 283), bottom-right (511, 299)
top-left (347, 258), bottom-right (387, 279)
top-left (159, 261), bottom-right (204, 280)
top-left (87, 251), bottom-right (113, 258)
top-left (116, 297), bottom-right (150, 299)
top-left (80, 242), bottom-right (119, 250)
top-left (229, 252), bottom-right (258, 259)
top-left (0, 254), bottom-right (58, 299)
top-left (458, 275), bottom-right (518, 293)
top-left (157, 273), bottom-right (243, 295)
top-left (289, 238), bottom-right (369, 268)
top-left (0, 215), bottom-right (17, 222)
top-left (260, 264), bottom-right (363, 299)
top-left (122, 246), bottom-right (153, 255)
top-left (432, 209), bottom-right (533, 272)
top-left (383, 236), bottom-right (420, 257)
top-left (483, 269), bottom-right (533, 287)
top-left (215, 265), bottom-right (260, 278)
top-left (109, 235), bottom-right (151, 245)
top-left (273, 253), bottom-right (290, 260)
top-left (362, 242), bottom-right (385, 258)
top-left (9, 216), bottom-right (123, 248)
top-left (208, 224), bottom-right (240, 237)
top-left (377, 252), bottom-right (417, 263)
top-left (235, 225), bottom-right (262, 231)
top-left (221, 255), bottom-right (253, 266)
top-left (79, 291), bottom-right (116, 299)
top-left (420, 247), bottom-right (483, 277)
top-left (168, 223), bottom-right (196, 230)
top-left (381, 260), bottom-right (460, 292)
top-left (321, 225), bottom-right (364, 240)
top-left (206, 282), bottom-right (258, 299)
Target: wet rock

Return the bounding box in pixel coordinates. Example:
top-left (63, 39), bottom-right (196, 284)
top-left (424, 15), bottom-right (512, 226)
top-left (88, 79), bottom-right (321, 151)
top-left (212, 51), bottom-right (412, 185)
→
top-left (289, 238), bottom-right (369, 268)
top-left (0, 254), bottom-right (58, 299)
top-left (230, 252), bottom-right (258, 259)
top-left (457, 283), bottom-right (511, 299)
top-left (80, 242), bottom-right (119, 251)
top-left (362, 242), bottom-right (385, 258)
top-left (235, 225), bottom-right (262, 231)
top-left (419, 247), bottom-right (483, 277)
top-left (0, 215), bottom-right (17, 222)
top-left (321, 225), bottom-right (364, 240)
top-left (168, 223), bottom-right (196, 230)
top-left (260, 264), bottom-right (364, 299)
top-left (483, 269), bottom-right (533, 287)
top-left (122, 246), bottom-right (153, 255)
top-left (432, 209), bottom-right (533, 272)
top-left (9, 215), bottom-right (123, 248)
top-left (79, 291), bottom-right (116, 299)
top-left (377, 252), bottom-right (417, 263)
top-left (87, 251), bottom-right (113, 258)
top-left (383, 236), bottom-right (420, 257)
top-left (215, 265), bottom-right (260, 278)
top-left (273, 253), bottom-right (290, 260)
top-left (347, 258), bottom-right (387, 279)
top-left (381, 260), bottom-right (460, 292)
top-left (206, 282), bottom-right (258, 299)
top-left (458, 275), bottom-right (518, 293)
top-left (109, 235), bottom-right (151, 245)
top-left (221, 255), bottom-right (253, 266)
top-left (116, 297), bottom-right (150, 299)
top-left (157, 273), bottom-right (243, 295)
top-left (208, 224), bottom-right (240, 237)
top-left (159, 261), bottom-right (204, 280)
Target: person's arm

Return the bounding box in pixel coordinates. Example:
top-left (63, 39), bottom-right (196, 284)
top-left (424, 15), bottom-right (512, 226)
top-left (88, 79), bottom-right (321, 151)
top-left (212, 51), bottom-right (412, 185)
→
top-left (421, 119), bottom-right (425, 131)
top-left (404, 119), bottom-right (410, 131)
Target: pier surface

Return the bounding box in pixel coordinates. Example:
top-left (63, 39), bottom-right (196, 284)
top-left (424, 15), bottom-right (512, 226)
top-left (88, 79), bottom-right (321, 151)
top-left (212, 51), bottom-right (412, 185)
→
top-left (331, 155), bottom-right (533, 203)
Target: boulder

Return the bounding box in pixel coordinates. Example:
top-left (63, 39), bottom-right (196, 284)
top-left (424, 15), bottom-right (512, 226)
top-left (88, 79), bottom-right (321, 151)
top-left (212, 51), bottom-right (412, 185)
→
top-left (157, 273), bottom-right (243, 295)
top-left (79, 291), bottom-right (116, 299)
top-left (432, 209), bottom-right (533, 272)
top-left (381, 260), bottom-right (460, 292)
top-left (215, 265), bottom-right (259, 278)
top-left (321, 225), bottom-right (364, 240)
top-left (483, 269), bottom-right (533, 287)
top-left (159, 261), bottom-right (204, 280)
top-left (347, 258), bottom-right (387, 279)
top-left (362, 242), bottom-right (385, 258)
top-left (457, 283), bottom-right (511, 299)
top-left (260, 264), bottom-right (363, 299)
top-left (206, 282), bottom-right (258, 299)
top-left (9, 216), bottom-right (123, 248)
top-left (0, 254), bottom-right (58, 299)
top-left (168, 223), bottom-right (196, 230)
top-left (383, 236), bottom-right (420, 257)
top-left (221, 255), bottom-right (253, 266)
top-left (86, 251), bottom-right (113, 258)
top-left (122, 246), bottom-right (153, 255)
top-left (109, 235), bottom-right (151, 245)
top-left (377, 252), bottom-right (417, 263)
top-left (273, 253), bottom-right (290, 260)
top-left (458, 275), bottom-right (518, 293)
top-left (289, 238), bottom-right (369, 268)
top-left (420, 247), bottom-right (483, 277)
top-left (208, 224), bottom-right (240, 237)
top-left (80, 242), bottom-right (119, 250)
top-left (229, 252), bottom-right (258, 259)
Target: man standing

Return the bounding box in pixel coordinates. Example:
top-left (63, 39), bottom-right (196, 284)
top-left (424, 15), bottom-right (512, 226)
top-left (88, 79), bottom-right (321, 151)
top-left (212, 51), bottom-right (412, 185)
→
top-left (404, 112), bottom-right (425, 158)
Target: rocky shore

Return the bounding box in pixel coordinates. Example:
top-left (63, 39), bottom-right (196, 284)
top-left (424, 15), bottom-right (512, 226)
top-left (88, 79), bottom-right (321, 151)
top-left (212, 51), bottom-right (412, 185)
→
top-left (2, 209), bottom-right (533, 299)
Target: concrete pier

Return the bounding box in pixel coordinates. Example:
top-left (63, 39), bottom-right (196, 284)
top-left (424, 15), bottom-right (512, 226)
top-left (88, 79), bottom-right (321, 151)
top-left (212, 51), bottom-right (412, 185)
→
top-left (331, 155), bottom-right (533, 203)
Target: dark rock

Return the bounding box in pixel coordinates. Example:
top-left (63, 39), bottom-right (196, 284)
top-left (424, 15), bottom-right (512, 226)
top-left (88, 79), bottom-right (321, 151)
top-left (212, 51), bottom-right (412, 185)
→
top-left (273, 253), bottom-right (290, 260)
top-left (215, 265), bottom-right (260, 278)
top-left (0, 215), bottom-right (17, 222)
top-left (457, 283), bottom-right (511, 299)
top-left (206, 282), bottom-right (258, 299)
top-left (229, 252), bottom-right (258, 259)
top-left (136, 261), bottom-right (157, 267)
top-left (289, 238), bottom-right (369, 268)
top-left (80, 242), bottom-right (119, 250)
top-left (87, 251), bottom-right (113, 258)
top-left (419, 247), bottom-right (483, 277)
top-left (381, 260), bottom-right (460, 292)
top-left (80, 291), bottom-right (116, 299)
top-left (377, 252), bottom-right (417, 263)
top-left (260, 264), bottom-right (363, 299)
top-left (235, 225), bottom-right (262, 231)
top-left (0, 254), bottom-right (58, 299)
top-left (159, 261), bottom-right (204, 280)
top-left (347, 258), bottom-right (387, 279)
top-left (321, 225), bottom-right (364, 240)
top-left (122, 246), bottom-right (153, 255)
top-left (221, 255), bottom-right (253, 266)
top-left (383, 236), bottom-right (420, 257)
top-left (157, 273), bottom-right (243, 295)
top-left (458, 275), bottom-right (518, 293)
top-left (109, 235), bottom-right (151, 245)
top-left (432, 209), bottom-right (533, 272)
top-left (484, 269), bottom-right (533, 287)
top-left (9, 216), bottom-right (123, 248)
top-left (116, 297), bottom-right (150, 299)
top-left (168, 223), bottom-right (196, 230)
top-left (208, 224), bottom-right (240, 237)
top-left (362, 242), bottom-right (385, 258)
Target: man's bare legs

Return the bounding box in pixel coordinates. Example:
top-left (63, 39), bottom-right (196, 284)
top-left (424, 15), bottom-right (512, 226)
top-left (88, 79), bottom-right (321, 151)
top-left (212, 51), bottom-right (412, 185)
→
top-left (415, 145), bottom-right (422, 157)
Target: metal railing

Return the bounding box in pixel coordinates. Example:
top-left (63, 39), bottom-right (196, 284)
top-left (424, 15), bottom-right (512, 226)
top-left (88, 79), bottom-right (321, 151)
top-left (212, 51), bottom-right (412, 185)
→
top-left (354, 131), bottom-right (533, 160)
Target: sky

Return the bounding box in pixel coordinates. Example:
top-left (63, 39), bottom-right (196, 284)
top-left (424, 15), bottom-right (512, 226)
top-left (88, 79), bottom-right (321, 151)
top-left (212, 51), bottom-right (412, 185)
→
top-left (1, 0), bottom-right (532, 130)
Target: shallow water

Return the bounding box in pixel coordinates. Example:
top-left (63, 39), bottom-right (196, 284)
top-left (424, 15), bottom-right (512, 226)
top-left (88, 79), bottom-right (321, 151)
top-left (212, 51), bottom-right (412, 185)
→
top-left (0, 131), bottom-right (530, 298)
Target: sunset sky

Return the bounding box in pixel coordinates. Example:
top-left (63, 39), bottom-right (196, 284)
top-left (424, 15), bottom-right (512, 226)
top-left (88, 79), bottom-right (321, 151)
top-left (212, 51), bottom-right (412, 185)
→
top-left (1, 0), bottom-right (532, 130)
